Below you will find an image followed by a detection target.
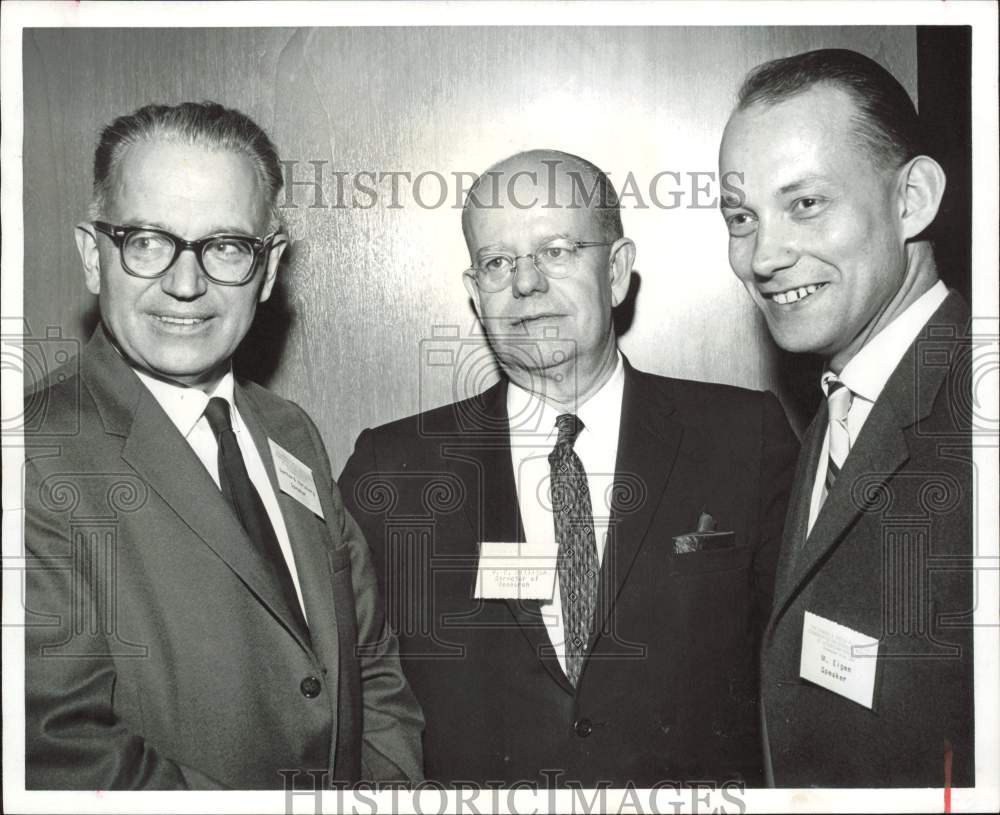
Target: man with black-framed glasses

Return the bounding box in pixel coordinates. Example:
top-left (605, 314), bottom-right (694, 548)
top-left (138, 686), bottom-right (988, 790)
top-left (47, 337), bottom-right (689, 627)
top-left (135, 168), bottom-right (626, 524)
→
top-left (23, 101), bottom-right (422, 789)
top-left (339, 149), bottom-right (799, 787)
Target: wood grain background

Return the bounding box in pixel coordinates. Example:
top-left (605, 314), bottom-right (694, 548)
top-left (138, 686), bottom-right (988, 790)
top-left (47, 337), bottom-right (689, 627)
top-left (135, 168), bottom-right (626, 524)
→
top-left (22, 26), bottom-right (918, 469)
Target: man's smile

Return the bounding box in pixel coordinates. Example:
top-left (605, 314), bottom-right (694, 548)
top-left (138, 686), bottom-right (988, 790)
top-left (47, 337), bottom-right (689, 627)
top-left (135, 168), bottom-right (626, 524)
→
top-left (762, 282), bottom-right (828, 305)
top-left (148, 311), bottom-right (214, 330)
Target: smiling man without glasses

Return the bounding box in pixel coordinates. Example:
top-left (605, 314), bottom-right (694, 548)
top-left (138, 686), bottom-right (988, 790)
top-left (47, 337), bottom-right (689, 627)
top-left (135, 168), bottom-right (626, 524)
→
top-left (719, 49), bottom-right (974, 788)
top-left (339, 149), bottom-right (799, 786)
top-left (23, 101), bottom-right (422, 788)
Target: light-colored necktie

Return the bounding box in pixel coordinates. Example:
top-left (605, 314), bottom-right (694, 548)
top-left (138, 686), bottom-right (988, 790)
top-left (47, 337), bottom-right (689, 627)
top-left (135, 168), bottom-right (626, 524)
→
top-left (822, 375), bottom-right (854, 504)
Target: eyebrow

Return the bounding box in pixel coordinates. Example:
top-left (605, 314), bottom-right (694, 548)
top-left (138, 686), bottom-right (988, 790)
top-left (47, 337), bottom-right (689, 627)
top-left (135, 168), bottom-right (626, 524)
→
top-left (477, 232), bottom-right (572, 254)
top-left (121, 220), bottom-right (258, 237)
top-left (777, 174), bottom-right (832, 196)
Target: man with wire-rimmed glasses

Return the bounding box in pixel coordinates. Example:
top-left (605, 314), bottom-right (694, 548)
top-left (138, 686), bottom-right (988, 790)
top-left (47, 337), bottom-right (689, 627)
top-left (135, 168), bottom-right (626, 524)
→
top-left (23, 101), bottom-right (422, 789)
top-left (340, 149), bottom-right (799, 787)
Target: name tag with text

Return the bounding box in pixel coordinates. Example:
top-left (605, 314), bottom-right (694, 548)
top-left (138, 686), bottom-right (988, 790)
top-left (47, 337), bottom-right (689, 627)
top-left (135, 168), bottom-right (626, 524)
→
top-left (799, 610), bottom-right (879, 709)
top-left (474, 541), bottom-right (556, 601)
top-left (269, 439), bottom-right (325, 519)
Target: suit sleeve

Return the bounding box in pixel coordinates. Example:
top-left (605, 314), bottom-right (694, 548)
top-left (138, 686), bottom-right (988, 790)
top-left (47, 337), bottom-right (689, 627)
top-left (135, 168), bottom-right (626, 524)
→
top-left (23, 459), bottom-right (228, 790)
top-left (752, 392), bottom-right (800, 637)
top-left (304, 421), bottom-right (424, 783)
top-left (339, 496), bottom-right (425, 782)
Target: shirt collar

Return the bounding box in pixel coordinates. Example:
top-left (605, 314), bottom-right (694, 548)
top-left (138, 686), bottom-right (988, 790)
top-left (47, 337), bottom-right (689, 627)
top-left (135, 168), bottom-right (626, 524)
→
top-left (576, 354), bottom-right (625, 441)
top-left (133, 367), bottom-right (236, 439)
top-left (507, 353), bottom-right (624, 441)
top-left (825, 280), bottom-right (948, 403)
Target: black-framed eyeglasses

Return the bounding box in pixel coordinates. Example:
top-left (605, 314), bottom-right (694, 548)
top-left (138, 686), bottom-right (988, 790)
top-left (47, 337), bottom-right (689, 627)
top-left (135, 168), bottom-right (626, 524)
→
top-left (466, 238), bottom-right (614, 293)
top-left (91, 221), bottom-right (278, 286)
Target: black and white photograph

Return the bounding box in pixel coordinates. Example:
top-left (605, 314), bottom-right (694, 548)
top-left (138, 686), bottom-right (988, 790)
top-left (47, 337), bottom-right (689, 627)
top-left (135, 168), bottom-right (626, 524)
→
top-left (2, 2), bottom-right (997, 813)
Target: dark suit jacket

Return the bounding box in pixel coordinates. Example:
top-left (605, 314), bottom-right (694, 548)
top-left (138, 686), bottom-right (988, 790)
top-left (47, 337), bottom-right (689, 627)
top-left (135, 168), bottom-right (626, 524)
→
top-left (24, 325), bottom-right (423, 789)
top-left (760, 292), bottom-right (975, 787)
top-left (339, 359), bottom-right (798, 786)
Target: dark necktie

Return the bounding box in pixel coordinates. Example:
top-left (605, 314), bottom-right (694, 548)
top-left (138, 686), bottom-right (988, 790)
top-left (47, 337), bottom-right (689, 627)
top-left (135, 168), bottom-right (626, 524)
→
top-left (548, 413), bottom-right (599, 687)
top-left (204, 397), bottom-right (307, 634)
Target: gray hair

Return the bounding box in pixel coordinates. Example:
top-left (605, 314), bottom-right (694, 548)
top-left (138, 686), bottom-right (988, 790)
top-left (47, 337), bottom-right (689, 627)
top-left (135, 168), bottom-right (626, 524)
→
top-left (89, 101), bottom-right (284, 230)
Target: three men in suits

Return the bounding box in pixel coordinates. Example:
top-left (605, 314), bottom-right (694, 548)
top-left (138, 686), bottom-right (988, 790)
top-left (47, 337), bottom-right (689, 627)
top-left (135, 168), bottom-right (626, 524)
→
top-left (339, 150), bottom-right (799, 786)
top-left (23, 101), bottom-right (423, 788)
top-left (719, 49), bottom-right (975, 787)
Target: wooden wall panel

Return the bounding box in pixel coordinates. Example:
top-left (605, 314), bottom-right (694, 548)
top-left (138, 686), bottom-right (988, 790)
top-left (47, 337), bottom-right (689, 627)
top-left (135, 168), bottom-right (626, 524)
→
top-left (22, 26), bottom-right (917, 468)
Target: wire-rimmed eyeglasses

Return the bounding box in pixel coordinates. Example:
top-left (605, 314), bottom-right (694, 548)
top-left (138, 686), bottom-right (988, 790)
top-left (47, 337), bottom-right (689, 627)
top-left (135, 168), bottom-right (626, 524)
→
top-left (466, 238), bottom-right (613, 293)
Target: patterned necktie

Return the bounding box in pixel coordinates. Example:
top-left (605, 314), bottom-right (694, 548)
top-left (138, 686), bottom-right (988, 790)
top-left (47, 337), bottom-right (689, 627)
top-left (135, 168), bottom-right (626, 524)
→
top-left (822, 375), bottom-right (854, 504)
top-left (204, 397), bottom-right (307, 634)
top-left (548, 413), bottom-right (599, 687)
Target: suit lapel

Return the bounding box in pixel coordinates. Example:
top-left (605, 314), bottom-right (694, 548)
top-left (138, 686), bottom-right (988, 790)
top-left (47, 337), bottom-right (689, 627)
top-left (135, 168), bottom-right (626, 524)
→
top-left (454, 381), bottom-right (525, 547)
top-left (768, 292), bottom-right (965, 625)
top-left (238, 384), bottom-right (361, 779)
top-left (592, 362), bottom-right (682, 644)
top-left (463, 364), bottom-right (684, 689)
top-left (234, 385), bottom-right (317, 648)
top-left (781, 400), bottom-right (910, 610)
top-left (451, 381), bottom-right (575, 695)
top-left (83, 327), bottom-right (312, 652)
top-left (771, 405), bottom-right (826, 607)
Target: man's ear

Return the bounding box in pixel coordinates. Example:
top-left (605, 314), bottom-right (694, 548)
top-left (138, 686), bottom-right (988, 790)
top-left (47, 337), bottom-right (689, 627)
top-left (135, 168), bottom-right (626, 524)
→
top-left (75, 224), bottom-right (102, 295)
top-left (897, 155), bottom-right (947, 240)
top-left (258, 235), bottom-right (288, 303)
top-left (462, 270), bottom-right (483, 318)
top-left (608, 237), bottom-right (636, 307)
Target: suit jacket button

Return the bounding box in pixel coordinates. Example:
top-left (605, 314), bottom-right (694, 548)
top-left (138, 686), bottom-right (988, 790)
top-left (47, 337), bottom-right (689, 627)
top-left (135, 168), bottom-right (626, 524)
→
top-left (300, 676), bottom-right (322, 698)
top-left (574, 718), bottom-right (593, 737)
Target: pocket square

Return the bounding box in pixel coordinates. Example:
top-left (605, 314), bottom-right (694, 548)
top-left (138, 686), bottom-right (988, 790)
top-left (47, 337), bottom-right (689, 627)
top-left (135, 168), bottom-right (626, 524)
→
top-left (672, 511), bottom-right (736, 553)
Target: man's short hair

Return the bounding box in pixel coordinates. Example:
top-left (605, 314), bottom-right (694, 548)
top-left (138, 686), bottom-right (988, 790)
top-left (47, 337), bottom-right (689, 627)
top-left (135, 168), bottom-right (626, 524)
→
top-left (89, 101), bottom-right (284, 229)
top-left (463, 150), bottom-right (624, 243)
top-left (736, 48), bottom-right (924, 171)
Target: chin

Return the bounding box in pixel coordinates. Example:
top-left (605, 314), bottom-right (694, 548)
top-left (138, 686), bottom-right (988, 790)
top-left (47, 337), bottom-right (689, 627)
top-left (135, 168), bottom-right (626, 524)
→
top-left (152, 356), bottom-right (219, 384)
top-left (766, 325), bottom-right (830, 356)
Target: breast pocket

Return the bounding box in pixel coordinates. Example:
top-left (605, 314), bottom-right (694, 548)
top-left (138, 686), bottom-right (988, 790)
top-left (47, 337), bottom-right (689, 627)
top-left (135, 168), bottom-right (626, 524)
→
top-left (668, 538), bottom-right (754, 576)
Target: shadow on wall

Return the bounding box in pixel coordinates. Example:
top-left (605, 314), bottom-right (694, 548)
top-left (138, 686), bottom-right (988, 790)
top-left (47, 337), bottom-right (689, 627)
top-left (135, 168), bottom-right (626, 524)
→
top-left (775, 347), bottom-right (824, 438)
top-left (613, 269), bottom-right (819, 435)
top-left (614, 271), bottom-right (640, 339)
top-left (234, 244), bottom-right (296, 388)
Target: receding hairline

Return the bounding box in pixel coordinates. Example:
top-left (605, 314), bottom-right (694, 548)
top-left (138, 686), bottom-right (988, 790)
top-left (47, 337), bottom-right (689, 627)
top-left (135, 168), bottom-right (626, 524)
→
top-left (730, 81), bottom-right (897, 171)
top-left (88, 101), bottom-right (285, 231)
top-left (732, 49), bottom-right (923, 171)
top-left (101, 135), bottom-right (271, 226)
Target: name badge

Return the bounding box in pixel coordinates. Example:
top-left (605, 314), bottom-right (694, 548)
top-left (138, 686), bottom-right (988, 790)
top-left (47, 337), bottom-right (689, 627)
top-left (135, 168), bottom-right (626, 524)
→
top-left (474, 541), bottom-right (556, 601)
top-left (268, 439), bottom-right (325, 519)
top-left (799, 610), bottom-right (879, 709)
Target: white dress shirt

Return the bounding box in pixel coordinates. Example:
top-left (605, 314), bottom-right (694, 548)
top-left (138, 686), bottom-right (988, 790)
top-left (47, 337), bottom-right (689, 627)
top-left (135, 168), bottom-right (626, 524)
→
top-left (507, 354), bottom-right (625, 673)
top-left (133, 368), bottom-right (308, 619)
top-left (807, 281), bottom-right (949, 533)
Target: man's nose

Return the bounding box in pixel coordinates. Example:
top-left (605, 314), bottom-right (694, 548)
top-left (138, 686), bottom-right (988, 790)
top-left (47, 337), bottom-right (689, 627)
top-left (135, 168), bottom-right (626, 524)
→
top-left (511, 255), bottom-right (548, 297)
top-left (159, 249), bottom-right (208, 299)
top-left (750, 218), bottom-right (798, 279)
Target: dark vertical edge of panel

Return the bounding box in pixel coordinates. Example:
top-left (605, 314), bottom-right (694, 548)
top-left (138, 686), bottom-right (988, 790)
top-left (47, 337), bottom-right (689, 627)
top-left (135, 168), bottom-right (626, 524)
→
top-left (916, 26), bottom-right (972, 304)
